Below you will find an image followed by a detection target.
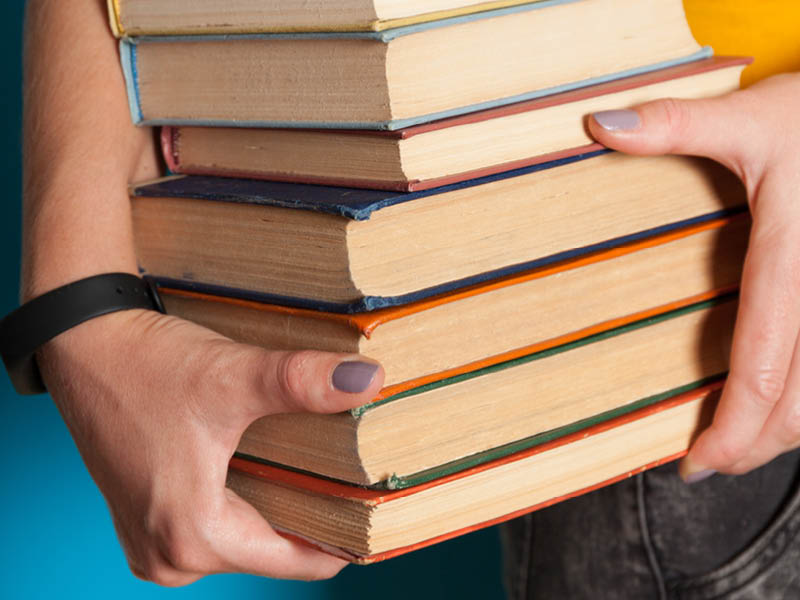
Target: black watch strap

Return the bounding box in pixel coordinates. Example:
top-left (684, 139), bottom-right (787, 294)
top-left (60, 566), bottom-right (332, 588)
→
top-left (0, 273), bottom-right (164, 396)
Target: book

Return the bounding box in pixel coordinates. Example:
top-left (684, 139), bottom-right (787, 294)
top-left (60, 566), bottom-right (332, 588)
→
top-left (227, 381), bottom-right (723, 563)
top-left (119, 0), bottom-right (709, 128)
top-left (107, 0), bottom-right (548, 36)
top-left (131, 152), bottom-right (747, 312)
top-left (160, 215), bottom-right (748, 393)
top-left (234, 297), bottom-right (736, 486)
top-left (162, 57), bottom-right (749, 191)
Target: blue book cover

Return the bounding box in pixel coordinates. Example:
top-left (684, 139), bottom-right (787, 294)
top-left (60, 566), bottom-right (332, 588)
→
top-left (119, 0), bottom-right (712, 129)
top-left (132, 150), bottom-right (747, 313)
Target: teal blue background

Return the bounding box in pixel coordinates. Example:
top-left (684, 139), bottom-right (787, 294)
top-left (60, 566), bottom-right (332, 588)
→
top-left (0, 4), bottom-right (504, 598)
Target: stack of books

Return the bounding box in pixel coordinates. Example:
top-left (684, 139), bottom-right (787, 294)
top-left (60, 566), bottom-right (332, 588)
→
top-left (112, 0), bottom-right (750, 563)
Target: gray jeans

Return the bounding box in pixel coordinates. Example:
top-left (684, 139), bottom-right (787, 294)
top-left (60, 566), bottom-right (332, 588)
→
top-left (501, 449), bottom-right (800, 599)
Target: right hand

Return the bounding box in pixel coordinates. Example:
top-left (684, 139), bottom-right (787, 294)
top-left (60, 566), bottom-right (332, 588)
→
top-left (39, 307), bottom-right (384, 585)
top-left (588, 73), bottom-right (800, 481)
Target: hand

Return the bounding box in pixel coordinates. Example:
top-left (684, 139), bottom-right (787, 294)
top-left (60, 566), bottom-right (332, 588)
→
top-left (39, 308), bottom-right (384, 585)
top-left (588, 72), bottom-right (800, 480)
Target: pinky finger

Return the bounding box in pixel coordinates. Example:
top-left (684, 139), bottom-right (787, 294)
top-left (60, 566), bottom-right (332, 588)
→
top-left (128, 555), bottom-right (204, 588)
top-left (212, 487), bottom-right (349, 581)
top-left (728, 333), bottom-right (800, 474)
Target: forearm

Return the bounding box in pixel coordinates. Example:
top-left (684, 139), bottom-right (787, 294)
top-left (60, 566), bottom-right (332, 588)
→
top-left (22, 0), bottom-right (158, 301)
top-left (17, 2), bottom-right (384, 584)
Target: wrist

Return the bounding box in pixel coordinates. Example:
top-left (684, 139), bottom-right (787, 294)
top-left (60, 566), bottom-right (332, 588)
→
top-left (1, 273), bottom-right (164, 395)
top-left (21, 256), bottom-right (140, 303)
top-left (38, 308), bottom-right (151, 391)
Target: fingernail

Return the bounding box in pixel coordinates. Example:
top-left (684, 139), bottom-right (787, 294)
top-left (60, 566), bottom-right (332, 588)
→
top-left (332, 361), bottom-right (378, 394)
top-left (684, 468), bottom-right (717, 484)
top-left (679, 457), bottom-right (717, 484)
top-left (593, 109), bottom-right (641, 131)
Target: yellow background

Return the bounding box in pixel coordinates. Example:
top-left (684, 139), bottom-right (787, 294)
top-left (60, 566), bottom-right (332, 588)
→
top-left (684, 0), bottom-right (800, 86)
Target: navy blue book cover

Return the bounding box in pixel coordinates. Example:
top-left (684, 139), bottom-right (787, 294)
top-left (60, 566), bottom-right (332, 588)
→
top-left (133, 149), bottom-right (607, 221)
top-left (133, 150), bottom-right (746, 313)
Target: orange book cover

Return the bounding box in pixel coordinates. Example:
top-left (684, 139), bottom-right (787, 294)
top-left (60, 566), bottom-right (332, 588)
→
top-left (160, 215), bottom-right (746, 400)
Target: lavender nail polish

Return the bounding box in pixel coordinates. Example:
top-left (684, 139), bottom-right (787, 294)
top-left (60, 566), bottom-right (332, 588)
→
top-left (685, 468), bottom-right (717, 484)
top-left (593, 109), bottom-right (641, 131)
top-left (332, 361), bottom-right (378, 393)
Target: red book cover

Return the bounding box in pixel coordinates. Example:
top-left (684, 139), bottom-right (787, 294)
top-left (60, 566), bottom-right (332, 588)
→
top-left (229, 381), bottom-right (723, 563)
top-left (163, 56), bottom-right (751, 191)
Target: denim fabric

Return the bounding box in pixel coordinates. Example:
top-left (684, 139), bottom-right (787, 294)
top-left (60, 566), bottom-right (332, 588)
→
top-left (501, 449), bottom-right (800, 599)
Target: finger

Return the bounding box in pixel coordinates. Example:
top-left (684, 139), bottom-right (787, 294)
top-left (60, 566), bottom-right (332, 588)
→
top-left (588, 91), bottom-right (766, 184)
top-left (129, 559), bottom-right (204, 588)
top-left (226, 345), bottom-right (384, 419)
top-left (135, 486), bottom-right (347, 584)
top-left (728, 332), bottom-right (800, 473)
top-left (211, 488), bottom-right (349, 581)
top-left (682, 180), bottom-right (800, 477)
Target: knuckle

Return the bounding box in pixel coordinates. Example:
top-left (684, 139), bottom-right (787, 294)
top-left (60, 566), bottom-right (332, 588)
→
top-left (276, 350), bottom-right (319, 404)
top-left (145, 507), bottom-right (218, 576)
top-left (658, 97), bottom-right (693, 138)
top-left (128, 561), bottom-right (150, 582)
top-left (185, 340), bottom-right (241, 399)
top-left (744, 369), bottom-right (786, 411)
top-left (712, 434), bottom-right (750, 468)
top-left (726, 461), bottom-right (756, 477)
top-left (130, 559), bottom-right (184, 587)
top-left (161, 541), bottom-right (205, 574)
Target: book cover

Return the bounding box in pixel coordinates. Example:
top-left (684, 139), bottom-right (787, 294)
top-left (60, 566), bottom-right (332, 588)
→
top-left (231, 295), bottom-right (735, 485)
top-left (228, 381), bottom-right (723, 563)
top-left (162, 56), bottom-right (750, 191)
top-left (108, 0), bottom-right (554, 36)
top-left (149, 207), bottom-right (743, 314)
top-left (133, 149), bottom-right (748, 313)
top-left (355, 295), bottom-right (733, 418)
top-left (160, 214), bottom-right (747, 399)
top-left (118, 0), bottom-right (711, 129)
top-left (122, 42), bottom-right (712, 129)
top-left (135, 150), bottom-right (609, 222)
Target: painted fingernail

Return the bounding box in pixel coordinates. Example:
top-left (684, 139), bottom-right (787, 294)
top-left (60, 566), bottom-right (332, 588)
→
top-left (684, 468), bottom-right (717, 484)
top-left (332, 361), bottom-right (379, 393)
top-left (679, 456), bottom-right (717, 484)
top-left (593, 109), bottom-right (641, 131)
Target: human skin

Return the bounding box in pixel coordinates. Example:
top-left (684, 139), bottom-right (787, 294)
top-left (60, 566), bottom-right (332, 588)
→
top-left (22, 0), bottom-right (384, 585)
top-left (590, 72), bottom-right (800, 481)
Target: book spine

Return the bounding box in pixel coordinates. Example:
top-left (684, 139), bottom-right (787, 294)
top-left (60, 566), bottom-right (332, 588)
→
top-left (119, 39), bottom-right (143, 124)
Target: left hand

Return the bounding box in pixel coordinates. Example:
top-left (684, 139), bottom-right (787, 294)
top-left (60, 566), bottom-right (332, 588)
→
top-left (588, 72), bottom-right (800, 480)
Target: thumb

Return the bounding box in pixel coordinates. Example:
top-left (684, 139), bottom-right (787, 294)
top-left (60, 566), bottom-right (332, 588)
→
top-left (231, 345), bottom-right (384, 419)
top-left (587, 92), bottom-right (763, 184)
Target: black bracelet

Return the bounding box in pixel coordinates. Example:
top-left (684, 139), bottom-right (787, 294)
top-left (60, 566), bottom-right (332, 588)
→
top-left (0, 273), bottom-right (165, 395)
